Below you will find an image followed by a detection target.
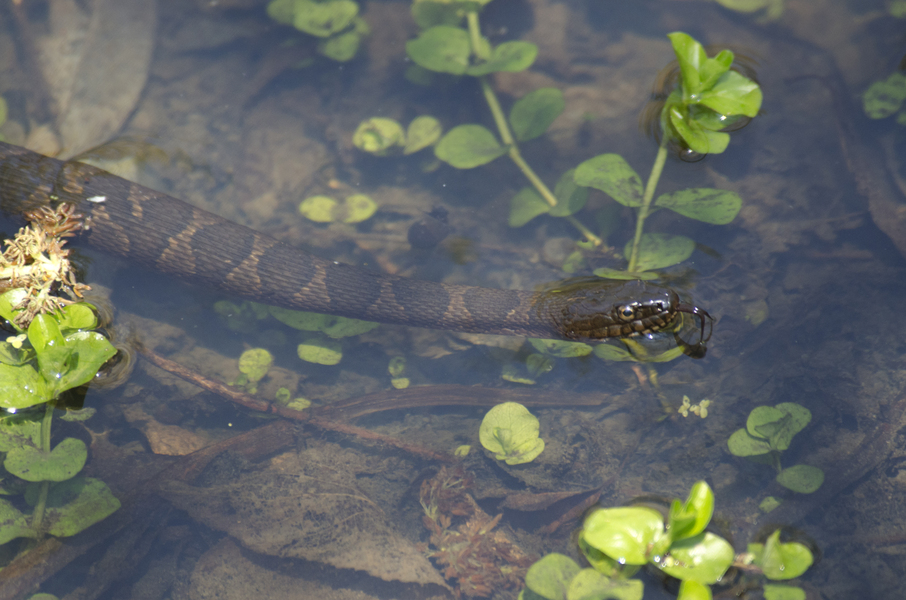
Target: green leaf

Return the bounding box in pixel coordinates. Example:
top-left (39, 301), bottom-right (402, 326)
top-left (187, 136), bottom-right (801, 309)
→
top-left (0, 340), bottom-right (30, 366)
top-left (592, 344), bottom-right (638, 362)
top-left (479, 402), bottom-right (545, 465)
top-left (747, 403), bottom-right (811, 452)
top-left (269, 307), bottom-right (332, 331)
top-left (698, 49), bottom-right (733, 91)
top-left (581, 506), bottom-right (665, 565)
top-left (297, 336), bottom-right (343, 365)
top-left (676, 580), bottom-right (712, 600)
top-left (668, 105), bottom-right (730, 154)
top-left (654, 188), bottom-right (742, 224)
top-left (727, 428), bottom-right (772, 457)
top-left (550, 169), bottom-right (588, 217)
top-left (669, 481), bottom-right (714, 541)
top-left (660, 532), bottom-right (734, 584)
top-left (697, 70), bottom-right (763, 117)
top-left (862, 72), bottom-right (906, 119)
top-left (763, 584), bottom-right (806, 600)
top-left (0, 413), bottom-right (42, 451)
top-left (591, 268), bottom-right (657, 281)
top-left (57, 304), bottom-right (98, 332)
top-left (523, 553), bottom-right (580, 600)
top-left (267, 0), bottom-right (296, 25)
top-left (567, 568), bottom-right (644, 600)
top-left (668, 32), bottom-right (708, 96)
top-left (529, 338), bottom-right (593, 358)
top-left (776, 465), bottom-right (824, 494)
top-left (404, 116), bottom-right (443, 154)
top-left (435, 124), bottom-right (507, 168)
top-left (238, 348), bottom-right (273, 383)
top-left (526, 353), bottom-right (554, 377)
top-left (353, 118), bottom-right (405, 155)
top-left (509, 187), bottom-right (550, 227)
top-left (0, 363), bottom-right (51, 409)
top-left (510, 88), bottom-right (565, 142)
top-left (573, 154), bottom-right (643, 207)
top-left (466, 41), bottom-right (537, 76)
top-left (341, 194), bottom-right (378, 224)
top-left (410, 0), bottom-right (468, 29)
top-left (321, 316), bottom-right (380, 338)
top-left (405, 26), bottom-right (471, 75)
top-left (43, 477), bottom-right (121, 537)
top-left (317, 29), bottom-right (362, 62)
top-left (750, 529), bottom-right (814, 580)
top-left (623, 233), bottom-right (695, 271)
top-left (0, 289), bottom-right (27, 331)
top-left (57, 331), bottom-right (116, 394)
top-left (292, 0), bottom-right (359, 38)
top-left (0, 498), bottom-right (32, 544)
top-left (5, 437), bottom-right (87, 482)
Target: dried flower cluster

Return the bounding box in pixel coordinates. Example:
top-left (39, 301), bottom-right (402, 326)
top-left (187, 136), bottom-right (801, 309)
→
top-left (1, 203), bottom-right (88, 328)
top-left (419, 466), bottom-right (535, 598)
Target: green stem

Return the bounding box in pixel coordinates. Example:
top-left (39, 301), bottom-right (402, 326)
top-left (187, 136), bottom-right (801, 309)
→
top-left (30, 403), bottom-right (54, 535)
top-left (466, 12), bottom-right (602, 247)
top-left (627, 140), bottom-right (669, 272)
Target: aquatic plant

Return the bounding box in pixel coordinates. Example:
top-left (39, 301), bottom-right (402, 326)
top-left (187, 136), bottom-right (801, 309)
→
top-left (727, 402), bottom-right (824, 495)
top-left (862, 70), bottom-right (906, 125)
top-left (519, 481), bottom-right (814, 600)
top-left (0, 205), bottom-right (119, 547)
top-left (479, 402), bottom-right (544, 465)
top-left (266, 0), bottom-right (370, 62)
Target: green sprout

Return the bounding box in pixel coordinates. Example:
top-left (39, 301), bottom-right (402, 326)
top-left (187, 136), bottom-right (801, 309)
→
top-left (479, 402), bottom-right (544, 465)
top-left (727, 403), bottom-right (824, 494)
top-left (519, 482), bottom-right (814, 600)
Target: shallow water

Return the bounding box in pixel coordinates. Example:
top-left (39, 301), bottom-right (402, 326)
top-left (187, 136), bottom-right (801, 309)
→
top-left (1, 0), bottom-right (906, 598)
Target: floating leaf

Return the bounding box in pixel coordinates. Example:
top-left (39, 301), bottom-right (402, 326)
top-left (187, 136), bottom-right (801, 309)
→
top-left (529, 338), bottom-right (593, 358)
top-left (660, 532), bottom-right (734, 584)
top-left (676, 580), bottom-right (712, 600)
top-left (508, 187), bottom-right (550, 227)
top-left (353, 118), bottom-right (405, 155)
top-left (863, 72), bottom-right (906, 119)
top-left (43, 476), bottom-right (121, 537)
top-left (479, 402), bottom-right (544, 464)
top-left (57, 303), bottom-right (99, 332)
top-left (668, 105), bottom-right (730, 154)
top-left (510, 87), bottom-right (565, 141)
top-left (698, 70), bottom-right (763, 117)
top-left (466, 41), bottom-right (538, 76)
top-left (404, 116), bottom-right (443, 154)
top-left (5, 437), bottom-right (87, 483)
top-left (655, 188), bottom-right (742, 224)
top-left (573, 154), bottom-right (643, 207)
top-left (749, 529), bottom-right (814, 581)
top-left (291, 0), bottom-right (359, 38)
top-left (747, 403), bottom-right (811, 452)
top-left (550, 169), bottom-right (588, 217)
top-left (435, 124), bottom-right (507, 168)
top-left (776, 465), bottom-right (824, 494)
top-left (0, 364), bottom-right (48, 409)
top-left (581, 506), bottom-right (665, 565)
top-left (297, 336), bottom-right (343, 365)
top-left (405, 25), bottom-right (471, 74)
top-left (568, 568), bottom-right (644, 600)
top-left (624, 234), bottom-right (695, 271)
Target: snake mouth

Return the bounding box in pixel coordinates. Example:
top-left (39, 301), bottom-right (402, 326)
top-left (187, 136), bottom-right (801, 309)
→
top-left (675, 303), bottom-right (714, 354)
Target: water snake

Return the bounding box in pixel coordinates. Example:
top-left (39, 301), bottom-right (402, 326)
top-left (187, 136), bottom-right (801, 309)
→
top-left (0, 141), bottom-right (711, 345)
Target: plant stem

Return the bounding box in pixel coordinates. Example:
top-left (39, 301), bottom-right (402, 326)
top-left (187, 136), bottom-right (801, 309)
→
top-left (30, 403), bottom-right (54, 535)
top-left (627, 139), bottom-right (669, 272)
top-left (465, 11), bottom-right (602, 247)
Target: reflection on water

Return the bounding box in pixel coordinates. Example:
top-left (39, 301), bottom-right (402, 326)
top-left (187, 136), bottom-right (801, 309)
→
top-left (1, 0), bottom-right (905, 598)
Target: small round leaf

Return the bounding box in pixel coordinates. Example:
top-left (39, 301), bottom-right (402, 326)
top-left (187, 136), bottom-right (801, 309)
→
top-left (573, 154), bottom-right (643, 207)
top-left (405, 26), bottom-right (471, 74)
top-left (510, 87), bottom-right (565, 141)
top-left (776, 465), bottom-right (824, 494)
top-left (509, 187), bottom-right (550, 227)
top-left (435, 124), bottom-right (507, 168)
top-left (5, 437), bottom-right (87, 482)
top-left (623, 234), bottom-right (695, 271)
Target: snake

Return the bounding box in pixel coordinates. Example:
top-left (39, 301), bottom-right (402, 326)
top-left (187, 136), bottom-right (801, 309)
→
top-left (0, 141), bottom-right (711, 346)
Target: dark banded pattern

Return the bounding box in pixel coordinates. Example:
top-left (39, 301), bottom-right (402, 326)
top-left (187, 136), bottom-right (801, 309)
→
top-left (0, 141), bottom-right (706, 342)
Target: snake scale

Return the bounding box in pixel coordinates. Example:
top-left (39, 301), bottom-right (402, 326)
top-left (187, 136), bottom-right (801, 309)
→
top-left (0, 141), bottom-right (710, 344)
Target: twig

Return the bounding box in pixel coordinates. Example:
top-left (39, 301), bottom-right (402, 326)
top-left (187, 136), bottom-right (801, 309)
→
top-left (136, 345), bottom-right (454, 463)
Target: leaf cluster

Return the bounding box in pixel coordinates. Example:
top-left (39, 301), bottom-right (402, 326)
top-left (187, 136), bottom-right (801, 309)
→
top-left (478, 402), bottom-right (544, 465)
top-left (727, 403), bottom-right (824, 494)
top-left (266, 0), bottom-right (370, 62)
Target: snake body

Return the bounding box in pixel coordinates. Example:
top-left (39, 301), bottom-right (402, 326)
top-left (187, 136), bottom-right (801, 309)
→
top-left (0, 141), bottom-right (708, 342)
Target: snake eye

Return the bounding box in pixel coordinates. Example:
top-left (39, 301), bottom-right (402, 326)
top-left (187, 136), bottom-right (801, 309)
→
top-left (618, 305), bottom-right (636, 321)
